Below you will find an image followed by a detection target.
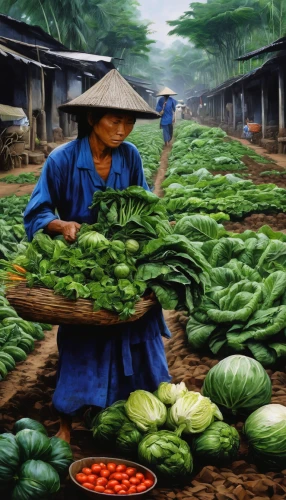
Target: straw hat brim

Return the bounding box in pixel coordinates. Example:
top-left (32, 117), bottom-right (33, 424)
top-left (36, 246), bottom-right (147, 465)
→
top-left (156, 86), bottom-right (178, 96)
top-left (59, 69), bottom-right (160, 120)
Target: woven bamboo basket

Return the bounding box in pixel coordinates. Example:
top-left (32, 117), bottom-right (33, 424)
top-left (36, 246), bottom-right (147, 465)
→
top-left (6, 283), bottom-right (158, 326)
top-left (248, 123), bottom-right (262, 133)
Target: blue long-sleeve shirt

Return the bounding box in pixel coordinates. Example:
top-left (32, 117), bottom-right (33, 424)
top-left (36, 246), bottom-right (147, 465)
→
top-left (156, 97), bottom-right (177, 125)
top-left (24, 136), bottom-right (149, 240)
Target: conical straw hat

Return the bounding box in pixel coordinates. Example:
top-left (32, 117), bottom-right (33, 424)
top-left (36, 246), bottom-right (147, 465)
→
top-left (156, 86), bottom-right (177, 96)
top-left (59, 69), bottom-right (159, 119)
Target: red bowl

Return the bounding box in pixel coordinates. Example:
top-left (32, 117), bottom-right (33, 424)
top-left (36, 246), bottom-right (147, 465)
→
top-left (69, 457), bottom-right (157, 499)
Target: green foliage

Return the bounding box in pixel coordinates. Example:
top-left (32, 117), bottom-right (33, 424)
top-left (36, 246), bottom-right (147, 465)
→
top-left (0, 173), bottom-right (39, 184)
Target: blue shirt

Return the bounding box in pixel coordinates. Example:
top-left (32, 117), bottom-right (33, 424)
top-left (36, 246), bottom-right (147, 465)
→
top-left (24, 136), bottom-right (149, 240)
top-left (156, 96), bottom-right (177, 125)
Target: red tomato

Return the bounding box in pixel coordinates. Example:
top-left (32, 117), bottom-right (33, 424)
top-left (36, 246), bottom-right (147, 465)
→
top-left (128, 486), bottom-right (137, 493)
top-left (104, 490), bottom-right (114, 494)
top-left (100, 469), bottom-right (111, 478)
top-left (96, 477), bottom-right (108, 487)
top-left (82, 468), bottom-right (92, 476)
top-left (118, 491), bottom-right (128, 495)
top-left (116, 464), bottom-right (127, 472)
top-left (144, 479), bottom-right (154, 488)
top-left (126, 467), bottom-right (136, 477)
top-left (136, 473), bottom-right (145, 481)
top-left (107, 480), bottom-right (119, 489)
top-left (130, 477), bottom-right (140, 485)
top-left (99, 462), bottom-right (107, 469)
top-left (118, 483), bottom-right (128, 491)
top-left (94, 485), bottom-right (105, 493)
top-left (137, 484), bottom-right (147, 493)
top-left (82, 482), bottom-right (95, 490)
top-left (112, 473), bottom-right (123, 481)
top-left (75, 473), bottom-right (88, 484)
top-left (121, 473), bottom-right (129, 480)
top-left (86, 474), bottom-right (97, 484)
top-left (107, 462), bottom-right (117, 472)
top-left (91, 464), bottom-right (102, 474)
top-left (114, 484), bottom-right (123, 493)
top-left (122, 480), bottom-right (130, 488)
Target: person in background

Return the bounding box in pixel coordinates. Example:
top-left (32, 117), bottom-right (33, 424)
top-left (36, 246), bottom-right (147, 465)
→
top-left (242, 117), bottom-right (253, 142)
top-left (156, 86), bottom-right (177, 146)
top-left (24, 70), bottom-right (171, 443)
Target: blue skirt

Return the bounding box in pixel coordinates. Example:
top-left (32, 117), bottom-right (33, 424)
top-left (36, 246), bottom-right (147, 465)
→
top-left (52, 308), bottom-right (171, 414)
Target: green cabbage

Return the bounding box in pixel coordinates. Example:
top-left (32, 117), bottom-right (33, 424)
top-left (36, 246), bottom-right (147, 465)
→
top-left (167, 391), bottom-right (223, 435)
top-left (202, 355), bottom-right (272, 415)
top-left (138, 430), bottom-right (193, 479)
top-left (116, 422), bottom-right (143, 457)
top-left (46, 437), bottom-right (73, 475)
top-left (157, 381), bottom-right (188, 406)
top-left (15, 429), bottom-right (51, 462)
top-left (14, 418), bottom-right (47, 436)
top-left (12, 460), bottom-right (60, 499)
top-left (192, 421), bottom-right (240, 464)
top-left (92, 403), bottom-right (128, 446)
top-left (244, 404), bottom-right (286, 470)
top-left (125, 390), bottom-right (167, 432)
top-left (0, 434), bottom-right (20, 482)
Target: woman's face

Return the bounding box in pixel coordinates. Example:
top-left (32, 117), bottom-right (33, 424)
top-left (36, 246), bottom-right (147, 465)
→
top-left (90, 112), bottom-right (136, 148)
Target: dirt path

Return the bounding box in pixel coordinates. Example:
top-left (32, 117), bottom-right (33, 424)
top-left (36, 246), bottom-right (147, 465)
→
top-left (0, 327), bottom-right (58, 409)
top-left (153, 142), bottom-right (172, 197)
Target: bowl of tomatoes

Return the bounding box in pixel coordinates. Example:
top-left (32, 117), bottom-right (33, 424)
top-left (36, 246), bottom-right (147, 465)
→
top-left (69, 457), bottom-right (157, 498)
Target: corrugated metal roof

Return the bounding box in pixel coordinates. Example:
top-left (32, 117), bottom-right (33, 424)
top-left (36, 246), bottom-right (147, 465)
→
top-left (0, 103), bottom-right (26, 121)
top-left (0, 42), bottom-right (54, 68)
top-left (237, 37), bottom-right (286, 61)
top-left (48, 51), bottom-right (113, 63)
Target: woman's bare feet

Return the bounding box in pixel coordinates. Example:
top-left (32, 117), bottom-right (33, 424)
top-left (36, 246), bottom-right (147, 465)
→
top-left (55, 415), bottom-right (72, 443)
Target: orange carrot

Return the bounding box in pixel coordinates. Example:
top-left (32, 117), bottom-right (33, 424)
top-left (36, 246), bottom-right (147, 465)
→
top-left (12, 264), bottom-right (27, 274)
top-left (7, 273), bottom-right (26, 281)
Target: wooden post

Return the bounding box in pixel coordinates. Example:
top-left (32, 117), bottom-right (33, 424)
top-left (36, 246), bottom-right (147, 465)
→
top-left (241, 83), bottom-right (245, 126)
top-left (27, 66), bottom-right (33, 150)
top-left (278, 66), bottom-right (285, 131)
top-left (261, 76), bottom-right (268, 139)
top-left (232, 89), bottom-right (236, 130)
top-left (221, 92), bottom-right (224, 122)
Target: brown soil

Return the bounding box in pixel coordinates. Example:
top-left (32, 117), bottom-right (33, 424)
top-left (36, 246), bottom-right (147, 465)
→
top-left (0, 164), bottom-right (43, 198)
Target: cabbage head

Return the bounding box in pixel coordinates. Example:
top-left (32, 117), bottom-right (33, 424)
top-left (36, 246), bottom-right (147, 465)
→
top-left (116, 422), bottom-right (143, 457)
top-left (125, 390), bottom-right (167, 432)
top-left (244, 404), bottom-right (286, 470)
top-left (157, 381), bottom-right (188, 406)
top-left (192, 421), bottom-right (240, 464)
top-left (92, 403), bottom-right (129, 446)
top-left (12, 460), bottom-right (60, 500)
top-left (138, 430), bottom-right (193, 479)
top-left (167, 391), bottom-right (223, 435)
top-left (202, 355), bottom-right (272, 415)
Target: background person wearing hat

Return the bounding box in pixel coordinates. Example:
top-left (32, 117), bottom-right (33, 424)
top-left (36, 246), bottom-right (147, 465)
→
top-left (23, 69), bottom-right (171, 443)
top-left (155, 86), bottom-right (177, 146)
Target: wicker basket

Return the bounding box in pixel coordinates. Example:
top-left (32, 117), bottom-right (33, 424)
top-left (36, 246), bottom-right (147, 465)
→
top-left (248, 123), bottom-right (261, 133)
top-left (6, 283), bottom-right (158, 326)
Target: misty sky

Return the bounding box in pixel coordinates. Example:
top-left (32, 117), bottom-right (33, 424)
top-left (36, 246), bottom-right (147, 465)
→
top-left (138, 0), bottom-right (204, 46)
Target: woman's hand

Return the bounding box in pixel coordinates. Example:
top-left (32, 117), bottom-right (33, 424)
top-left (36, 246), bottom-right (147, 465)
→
top-left (62, 222), bottom-right (81, 243)
top-left (46, 220), bottom-right (81, 243)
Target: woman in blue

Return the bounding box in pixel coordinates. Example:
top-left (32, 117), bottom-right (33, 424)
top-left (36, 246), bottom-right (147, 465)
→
top-left (156, 86), bottom-right (177, 146)
top-left (24, 70), bottom-right (171, 443)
